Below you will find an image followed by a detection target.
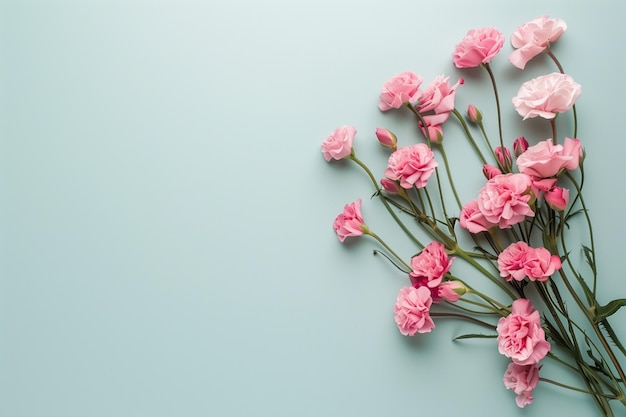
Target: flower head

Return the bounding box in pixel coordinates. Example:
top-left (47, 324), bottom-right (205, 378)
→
top-left (476, 173), bottom-right (535, 229)
top-left (503, 362), bottom-right (541, 408)
top-left (512, 73), bottom-right (581, 120)
top-left (453, 27), bottom-right (505, 68)
top-left (409, 241), bottom-right (454, 288)
top-left (378, 71), bottom-right (422, 111)
top-left (509, 16), bottom-right (567, 69)
top-left (384, 144), bottom-right (438, 189)
top-left (416, 75), bottom-right (463, 126)
top-left (394, 286), bottom-right (435, 335)
top-left (516, 138), bottom-right (582, 178)
top-left (332, 199), bottom-right (366, 242)
top-left (321, 126), bottom-right (356, 162)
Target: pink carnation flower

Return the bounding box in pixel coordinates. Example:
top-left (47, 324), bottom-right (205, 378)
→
top-left (321, 126), bottom-right (356, 162)
top-left (476, 173), bottom-right (534, 229)
top-left (378, 71), bottom-right (422, 111)
top-left (384, 144), bottom-right (438, 189)
top-left (453, 27), bottom-right (505, 68)
top-left (503, 362), bottom-right (541, 408)
top-left (497, 298), bottom-right (551, 365)
top-left (394, 286), bottom-right (435, 335)
top-left (409, 241), bottom-right (454, 288)
top-left (545, 186), bottom-right (569, 211)
top-left (512, 73), bottom-right (581, 120)
top-left (509, 16), bottom-right (567, 69)
top-left (516, 138), bottom-right (582, 178)
top-left (459, 199), bottom-right (496, 233)
top-left (416, 75), bottom-right (464, 126)
top-left (498, 241), bottom-right (532, 282)
top-left (524, 247), bottom-right (562, 282)
top-left (332, 199), bottom-right (366, 243)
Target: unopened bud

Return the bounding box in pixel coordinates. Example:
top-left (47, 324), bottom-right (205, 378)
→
top-left (375, 127), bottom-right (397, 150)
top-left (467, 104), bottom-right (482, 123)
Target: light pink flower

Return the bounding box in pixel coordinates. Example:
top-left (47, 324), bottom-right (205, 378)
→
top-left (524, 247), bottom-right (562, 282)
top-left (438, 281), bottom-right (465, 302)
top-left (516, 138), bottom-right (581, 178)
top-left (380, 178), bottom-right (400, 194)
top-left (418, 123), bottom-right (444, 144)
top-left (409, 241), bottom-right (454, 288)
top-left (378, 71), bottom-right (423, 111)
top-left (459, 199), bottom-right (496, 233)
top-left (394, 286), bottom-right (435, 335)
top-left (467, 104), bottom-right (482, 123)
top-left (416, 75), bottom-right (464, 126)
top-left (375, 127), bottom-right (397, 150)
top-left (384, 144), bottom-right (438, 189)
top-left (453, 27), bottom-right (505, 68)
top-left (545, 186), bottom-right (569, 211)
top-left (512, 73), bottom-right (581, 120)
top-left (497, 298), bottom-right (551, 365)
top-left (332, 199), bottom-right (366, 243)
top-left (476, 173), bottom-right (534, 229)
top-left (321, 126), bottom-right (356, 162)
top-left (503, 362), bottom-right (541, 408)
top-left (498, 241), bottom-right (532, 282)
top-left (482, 164), bottom-right (502, 180)
top-left (509, 16), bottom-right (567, 69)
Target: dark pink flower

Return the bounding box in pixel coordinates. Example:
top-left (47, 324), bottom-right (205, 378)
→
top-left (545, 186), bottom-right (569, 211)
top-left (384, 144), bottom-right (438, 189)
top-left (482, 164), bottom-right (502, 180)
top-left (503, 362), bottom-right (541, 408)
top-left (378, 71), bottom-right (422, 111)
top-left (321, 126), bottom-right (356, 162)
top-left (409, 241), bottom-right (454, 288)
top-left (513, 136), bottom-right (529, 157)
top-left (498, 241), bottom-right (532, 282)
top-left (332, 199), bottom-right (366, 243)
top-left (394, 286), bottom-right (435, 335)
top-left (495, 146), bottom-right (512, 171)
top-left (476, 173), bottom-right (534, 229)
top-left (512, 73), bottom-right (581, 120)
top-left (453, 27), bottom-right (505, 68)
top-left (497, 298), bottom-right (551, 365)
top-left (509, 16), bottom-right (567, 69)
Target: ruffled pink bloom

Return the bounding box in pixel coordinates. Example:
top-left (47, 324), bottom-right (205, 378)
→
top-left (503, 362), bottom-right (541, 408)
top-left (498, 241), bottom-right (532, 282)
top-left (321, 126), bottom-right (356, 162)
top-left (378, 71), bottom-right (423, 111)
top-left (497, 298), bottom-right (551, 365)
top-left (512, 73), bottom-right (581, 120)
top-left (459, 199), bottom-right (496, 233)
top-left (416, 75), bottom-right (464, 126)
top-left (453, 27), bottom-right (505, 68)
top-left (482, 164), bottom-right (502, 180)
top-left (332, 199), bottom-right (366, 243)
top-left (394, 286), bottom-right (435, 335)
top-left (409, 241), bottom-right (454, 288)
top-left (509, 16), bottom-right (567, 69)
top-left (545, 186), bottom-right (569, 211)
top-left (516, 138), bottom-right (581, 178)
top-left (476, 173), bottom-right (535, 229)
top-left (375, 127), bottom-right (397, 150)
top-left (524, 247), bottom-right (562, 282)
top-left (384, 144), bottom-right (438, 189)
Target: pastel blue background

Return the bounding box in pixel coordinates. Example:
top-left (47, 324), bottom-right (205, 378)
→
top-left (2, 1), bottom-right (625, 416)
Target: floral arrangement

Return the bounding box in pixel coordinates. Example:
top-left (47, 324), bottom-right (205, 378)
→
top-left (321, 16), bottom-right (626, 416)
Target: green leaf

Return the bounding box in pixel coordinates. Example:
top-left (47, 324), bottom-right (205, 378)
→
top-left (595, 298), bottom-right (626, 322)
top-left (598, 319), bottom-right (626, 356)
top-left (582, 245), bottom-right (597, 276)
top-left (453, 333), bottom-right (497, 341)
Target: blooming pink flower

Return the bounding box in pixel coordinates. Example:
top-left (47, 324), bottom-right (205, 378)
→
top-left (332, 199), bottom-right (366, 243)
top-left (524, 247), bottom-right (562, 282)
top-left (512, 73), bottom-right (581, 120)
top-left (416, 75), bottom-right (464, 126)
top-left (375, 127), bottom-right (397, 150)
top-left (476, 173), bottom-right (534, 229)
top-left (509, 16), bottom-right (567, 69)
top-left (545, 186), bottom-right (569, 211)
top-left (503, 362), bottom-right (541, 408)
top-left (497, 298), bottom-right (551, 365)
top-left (321, 126), bottom-right (356, 162)
top-left (378, 71), bottom-right (423, 111)
top-left (453, 27), bottom-right (505, 68)
top-left (394, 286), bottom-right (435, 335)
top-left (498, 241), bottom-right (532, 282)
top-left (482, 164), bottom-right (502, 180)
top-left (409, 241), bottom-right (454, 288)
top-left (384, 144), bottom-right (438, 189)
top-left (459, 199), bottom-right (496, 233)
top-left (516, 138), bottom-right (582, 178)
top-left (513, 136), bottom-right (529, 157)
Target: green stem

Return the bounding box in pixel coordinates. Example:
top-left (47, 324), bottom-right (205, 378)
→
top-left (451, 108), bottom-right (488, 165)
top-left (453, 246), bottom-right (517, 300)
top-left (483, 63), bottom-right (504, 151)
top-left (546, 48), bottom-right (578, 138)
top-left (364, 229), bottom-right (411, 272)
top-left (437, 143), bottom-right (462, 209)
top-left (540, 378), bottom-right (619, 399)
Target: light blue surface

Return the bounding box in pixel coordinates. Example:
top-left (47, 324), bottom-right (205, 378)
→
top-left (2, 1), bottom-right (625, 416)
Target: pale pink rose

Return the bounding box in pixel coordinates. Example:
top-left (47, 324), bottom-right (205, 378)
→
top-left (498, 241), bottom-right (532, 282)
top-left (482, 164), bottom-right (502, 180)
top-left (418, 123), bottom-right (444, 144)
top-left (512, 73), bottom-right (581, 120)
top-left (378, 71), bottom-right (423, 111)
top-left (453, 27), bottom-right (505, 68)
top-left (467, 104), bottom-right (482, 123)
top-left (503, 362), bottom-right (541, 408)
top-left (524, 247), bottom-right (562, 282)
top-left (509, 16), bottom-right (567, 69)
top-left (416, 75), bottom-right (464, 126)
top-left (459, 199), bottom-right (496, 233)
top-left (384, 144), bottom-right (438, 189)
top-left (497, 298), bottom-right (551, 365)
top-left (476, 173), bottom-right (535, 229)
top-left (516, 138), bottom-right (579, 178)
top-left (438, 281), bottom-right (465, 302)
top-left (394, 286), bottom-right (435, 335)
top-left (545, 186), bottom-right (569, 211)
top-left (513, 136), bottom-right (529, 157)
top-left (409, 241), bottom-right (454, 288)
top-left (321, 126), bottom-right (356, 162)
top-left (375, 127), bottom-right (397, 150)
top-left (332, 199), bottom-right (366, 243)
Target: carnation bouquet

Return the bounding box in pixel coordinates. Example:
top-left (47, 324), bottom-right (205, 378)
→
top-left (321, 16), bottom-right (626, 416)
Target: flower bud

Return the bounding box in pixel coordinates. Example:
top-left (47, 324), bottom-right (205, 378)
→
top-left (375, 127), bottom-right (398, 150)
top-left (420, 124), bottom-right (443, 144)
top-left (495, 146), bottom-right (512, 172)
top-left (467, 104), bottom-right (483, 123)
top-left (513, 136), bottom-right (529, 157)
top-left (482, 164), bottom-right (502, 180)
top-left (380, 178), bottom-right (400, 193)
top-left (545, 186), bottom-right (569, 211)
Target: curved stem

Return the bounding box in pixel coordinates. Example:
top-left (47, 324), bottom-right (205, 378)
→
top-left (483, 63), bottom-right (504, 151)
top-left (451, 108), bottom-right (488, 165)
top-left (546, 48), bottom-right (578, 138)
top-left (437, 144), bottom-right (462, 209)
top-left (364, 230), bottom-right (412, 271)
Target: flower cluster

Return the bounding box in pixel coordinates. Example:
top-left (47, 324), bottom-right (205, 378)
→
top-left (321, 16), bottom-right (626, 415)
